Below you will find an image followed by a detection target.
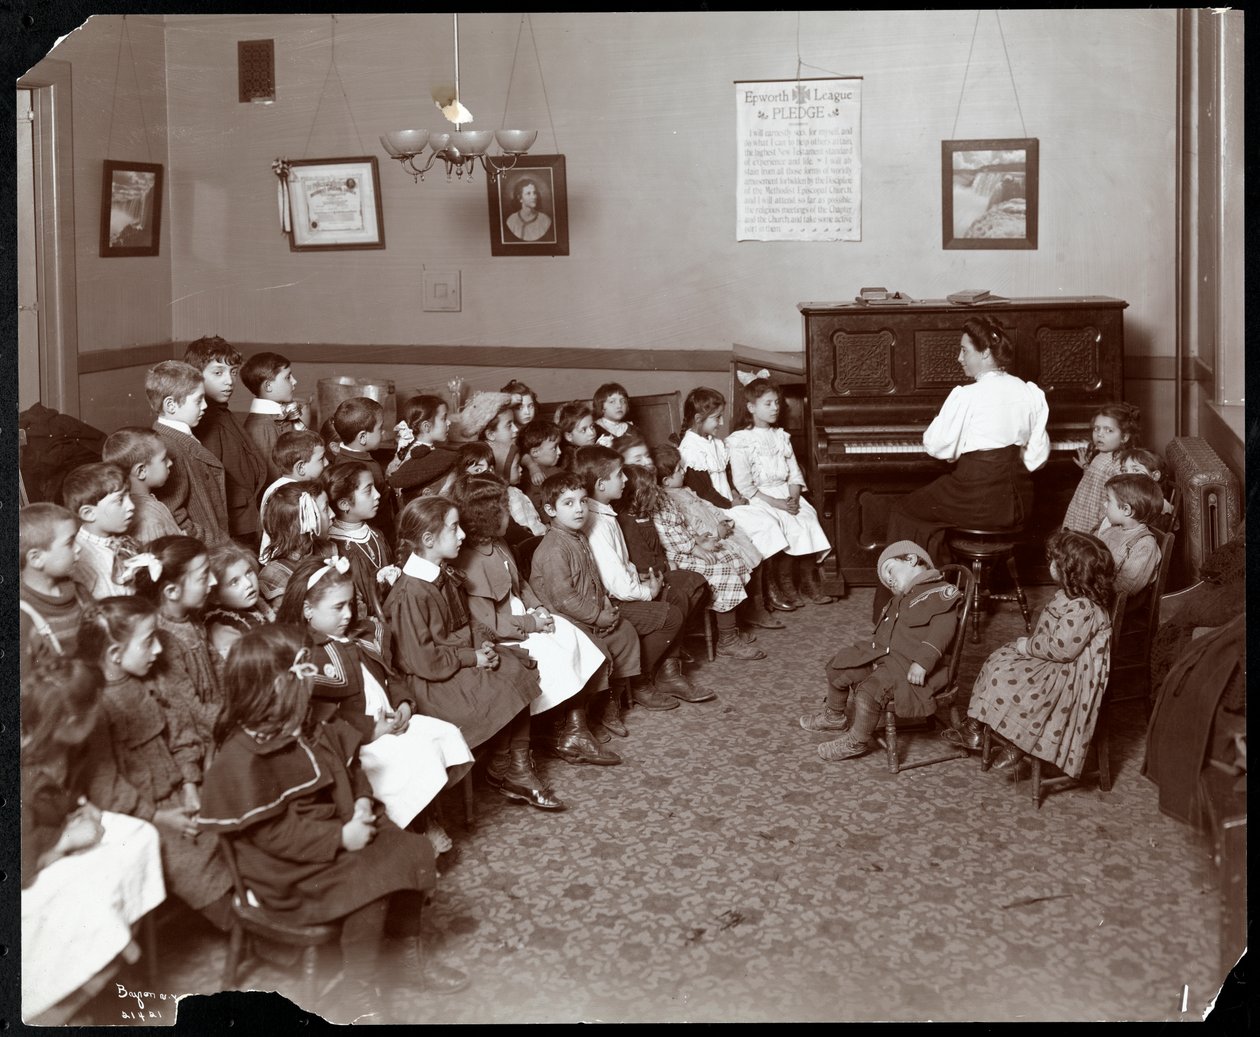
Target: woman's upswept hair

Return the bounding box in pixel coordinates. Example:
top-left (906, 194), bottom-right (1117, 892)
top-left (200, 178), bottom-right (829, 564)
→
top-left (620, 462), bottom-right (664, 518)
top-left (77, 595), bottom-right (157, 666)
top-left (133, 535), bottom-right (209, 602)
top-left (731, 377), bottom-right (780, 431)
top-left (449, 473), bottom-right (509, 544)
top-left (961, 315), bottom-right (1016, 370)
top-left (214, 624), bottom-right (314, 745)
top-left (396, 495), bottom-right (457, 565)
top-left (1046, 529), bottom-right (1115, 613)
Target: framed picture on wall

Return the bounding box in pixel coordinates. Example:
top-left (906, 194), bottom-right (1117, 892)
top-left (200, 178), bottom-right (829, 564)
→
top-left (99, 160), bottom-right (163, 257)
top-left (283, 156), bottom-right (386, 252)
top-left (941, 138), bottom-right (1038, 250)
top-left (486, 155), bottom-right (569, 257)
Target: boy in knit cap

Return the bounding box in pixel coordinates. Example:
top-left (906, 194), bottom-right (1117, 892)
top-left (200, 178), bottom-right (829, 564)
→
top-left (801, 540), bottom-right (961, 761)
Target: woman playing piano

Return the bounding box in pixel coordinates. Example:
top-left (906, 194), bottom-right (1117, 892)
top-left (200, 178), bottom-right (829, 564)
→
top-left (874, 315), bottom-right (1050, 619)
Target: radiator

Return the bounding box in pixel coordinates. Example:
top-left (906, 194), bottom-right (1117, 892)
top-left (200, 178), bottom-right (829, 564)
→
top-left (1165, 436), bottom-right (1241, 580)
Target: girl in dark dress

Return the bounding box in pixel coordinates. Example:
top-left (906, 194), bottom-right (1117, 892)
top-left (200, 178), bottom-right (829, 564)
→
top-left (196, 625), bottom-right (467, 1022)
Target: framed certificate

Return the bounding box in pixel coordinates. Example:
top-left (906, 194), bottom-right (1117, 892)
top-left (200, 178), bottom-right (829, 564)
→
top-left (284, 156), bottom-right (385, 251)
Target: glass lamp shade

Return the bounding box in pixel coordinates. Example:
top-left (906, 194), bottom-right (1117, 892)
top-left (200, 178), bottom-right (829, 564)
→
top-left (428, 132), bottom-right (452, 155)
top-left (450, 130), bottom-right (494, 156)
top-left (494, 129), bottom-right (537, 154)
top-left (383, 130), bottom-right (430, 156)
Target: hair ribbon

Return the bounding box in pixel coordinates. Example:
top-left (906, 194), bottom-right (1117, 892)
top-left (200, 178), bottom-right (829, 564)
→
top-left (288, 646), bottom-right (319, 682)
top-left (306, 553), bottom-right (350, 591)
top-left (297, 492), bottom-right (323, 535)
top-left (736, 368), bottom-right (770, 387)
top-left (121, 552), bottom-right (163, 583)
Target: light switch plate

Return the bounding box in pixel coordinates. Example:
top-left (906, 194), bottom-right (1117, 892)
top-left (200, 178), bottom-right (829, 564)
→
top-left (423, 269), bottom-right (461, 312)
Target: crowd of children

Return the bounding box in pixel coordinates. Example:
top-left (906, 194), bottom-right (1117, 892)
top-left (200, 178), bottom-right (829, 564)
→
top-left (20, 332), bottom-right (1173, 1018)
top-left (20, 341), bottom-right (843, 1022)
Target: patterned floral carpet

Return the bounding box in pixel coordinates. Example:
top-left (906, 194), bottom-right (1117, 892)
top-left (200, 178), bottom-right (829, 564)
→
top-left (75, 584), bottom-right (1235, 1026)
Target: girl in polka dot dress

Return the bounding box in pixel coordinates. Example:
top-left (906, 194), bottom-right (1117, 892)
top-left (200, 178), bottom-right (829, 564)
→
top-left (960, 529), bottom-right (1116, 778)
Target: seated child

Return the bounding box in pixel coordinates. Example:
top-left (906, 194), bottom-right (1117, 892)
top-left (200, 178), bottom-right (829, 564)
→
top-left (331, 396), bottom-right (393, 533)
top-left (457, 440), bottom-right (494, 477)
top-left (593, 381), bottom-right (637, 441)
top-left (196, 625), bottom-right (467, 1022)
top-left (451, 474), bottom-right (617, 765)
top-left (505, 453), bottom-right (547, 536)
top-left (78, 596), bottom-right (233, 929)
top-left (383, 496), bottom-right (560, 811)
top-left (1114, 447), bottom-right (1176, 532)
top-left (501, 379), bottom-right (538, 433)
top-left (61, 462), bottom-right (138, 598)
top-left (959, 530), bottom-right (1115, 778)
top-left (102, 427), bottom-right (181, 544)
top-left (573, 445), bottom-right (702, 709)
top-left (319, 417), bottom-right (342, 460)
top-left (204, 540), bottom-right (276, 659)
top-left (611, 429), bottom-right (653, 473)
top-left (276, 555), bottom-right (473, 853)
top-left (258, 429), bottom-right (328, 563)
top-left (327, 460), bottom-right (399, 640)
top-left (387, 394), bottom-right (459, 505)
top-left (20, 658), bottom-right (166, 1021)
top-left (1098, 473), bottom-right (1163, 598)
top-left (240, 351), bottom-right (304, 479)
top-left (19, 503), bottom-right (92, 667)
top-left (259, 479), bottom-right (335, 602)
top-left (556, 400), bottom-right (609, 468)
top-left (147, 359), bottom-right (229, 545)
top-left (133, 535), bottom-right (224, 750)
top-left (1062, 402), bottom-right (1141, 533)
top-left (531, 471), bottom-right (643, 739)
top-left (619, 462), bottom-right (761, 662)
top-left (449, 390), bottom-right (518, 479)
top-left (185, 335), bottom-right (268, 545)
top-left (805, 540), bottom-right (961, 762)
top-left (652, 443), bottom-right (762, 572)
top-left (520, 419), bottom-right (564, 512)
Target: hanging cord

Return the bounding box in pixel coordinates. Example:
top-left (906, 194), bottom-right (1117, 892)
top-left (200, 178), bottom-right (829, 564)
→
top-left (952, 10), bottom-right (1027, 140)
top-left (794, 11), bottom-right (848, 159)
top-left (302, 14), bottom-right (367, 158)
top-left (498, 14), bottom-right (559, 151)
top-left (103, 15), bottom-right (153, 161)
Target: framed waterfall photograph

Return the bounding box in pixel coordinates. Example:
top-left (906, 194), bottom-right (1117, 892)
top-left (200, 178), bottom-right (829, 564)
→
top-left (941, 138), bottom-right (1038, 250)
top-left (99, 160), bottom-right (164, 257)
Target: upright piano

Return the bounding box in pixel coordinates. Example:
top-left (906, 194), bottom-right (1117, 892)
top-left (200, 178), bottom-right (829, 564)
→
top-left (801, 296), bottom-right (1127, 586)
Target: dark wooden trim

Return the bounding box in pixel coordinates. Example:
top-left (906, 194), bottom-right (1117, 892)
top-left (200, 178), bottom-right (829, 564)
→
top-left (78, 342), bottom-right (178, 374)
top-left (195, 342), bottom-right (733, 373)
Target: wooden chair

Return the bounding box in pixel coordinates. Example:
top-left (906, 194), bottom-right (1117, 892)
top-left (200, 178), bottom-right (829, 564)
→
top-left (874, 563), bottom-right (975, 773)
top-left (513, 534), bottom-right (544, 582)
top-left (684, 608), bottom-right (718, 662)
top-left (218, 837), bottom-right (340, 1003)
top-left (981, 590), bottom-right (1128, 808)
top-left (946, 526), bottom-right (1034, 642)
top-left (536, 391), bottom-right (682, 447)
top-left (1107, 527), bottom-right (1175, 709)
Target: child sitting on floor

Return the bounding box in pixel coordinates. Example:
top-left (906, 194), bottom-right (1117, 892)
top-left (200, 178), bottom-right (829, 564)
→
top-left (61, 462), bottom-right (138, 599)
top-left (19, 503), bottom-right (92, 668)
top-left (204, 540), bottom-right (275, 659)
top-left (102, 427), bottom-right (181, 544)
top-left (804, 540), bottom-right (961, 762)
top-left (196, 625), bottom-right (467, 1024)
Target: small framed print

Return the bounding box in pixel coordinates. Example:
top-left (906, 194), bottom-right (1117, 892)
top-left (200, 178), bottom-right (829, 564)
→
top-left (941, 138), bottom-right (1038, 250)
top-left (100, 160), bottom-right (163, 257)
top-left (486, 155), bottom-right (569, 257)
top-left (284, 156), bottom-right (385, 252)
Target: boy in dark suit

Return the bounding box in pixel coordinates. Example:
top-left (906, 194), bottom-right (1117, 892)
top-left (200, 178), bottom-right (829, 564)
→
top-left (147, 360), bottom-right (229, 545)
top-left (241, 351), bottom-right (302, 480)
top-left (185, 336), bottom-right (268, 549)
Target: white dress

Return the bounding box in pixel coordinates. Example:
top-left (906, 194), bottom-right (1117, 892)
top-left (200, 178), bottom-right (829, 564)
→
top-left (678, 430), bottom-right (789, 559)
top-left (356, 663), bottom-right (475, 829)
top-left (507, 596), bottom-right (607, 715)
top-left (725, 426), bottom-right (832, 560)
top-left (22, 811), bottom-right (166, 1019)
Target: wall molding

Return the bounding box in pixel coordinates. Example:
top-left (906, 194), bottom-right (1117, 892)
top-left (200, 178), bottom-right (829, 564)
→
top-left (78, 342), bottom-right (177, 374)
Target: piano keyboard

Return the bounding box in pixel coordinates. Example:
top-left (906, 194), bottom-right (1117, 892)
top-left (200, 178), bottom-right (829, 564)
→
top-left (831, 438), bottom-right (1089, 456)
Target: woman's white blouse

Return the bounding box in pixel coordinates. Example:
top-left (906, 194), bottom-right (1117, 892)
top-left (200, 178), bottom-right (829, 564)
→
top-left (922, 370), bottom-right (1050, 471)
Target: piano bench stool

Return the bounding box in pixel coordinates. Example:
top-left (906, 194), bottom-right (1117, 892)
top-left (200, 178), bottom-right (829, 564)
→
top-left (947, 528), bottom-right (1034, 643)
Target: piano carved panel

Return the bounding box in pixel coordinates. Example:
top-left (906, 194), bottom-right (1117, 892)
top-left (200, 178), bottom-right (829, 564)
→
top-left (1038, 325), bottom-right (1102, 390)
top-left (800, 296), bottom-right (1127, 587)
top-left (830, 330), bottom-right (895, 394)
top-left (915, 331), bottom-right (964, 387)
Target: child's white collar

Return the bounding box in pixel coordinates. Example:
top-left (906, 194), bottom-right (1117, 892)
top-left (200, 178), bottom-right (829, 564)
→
top-left (249, 398), bottom-right (285, 415)
top-left (403, 553), bottom-right (442, 582)
top-left (157, 416), bottom-right (193, 436)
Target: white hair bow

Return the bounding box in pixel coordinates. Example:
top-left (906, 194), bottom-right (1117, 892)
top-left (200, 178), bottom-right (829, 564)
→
top-left (393, 421), bottom-right (415, 448)
top-left (306, 554), bottom-right (350, 591)
top-left (297, 492), bottom-right (324, 535)
top-left (376, 564), bottom-right (402, 588)
top-left (120, 552), bottom-right (163, 583)
top-left (736, 368), bottom-right (770, 387)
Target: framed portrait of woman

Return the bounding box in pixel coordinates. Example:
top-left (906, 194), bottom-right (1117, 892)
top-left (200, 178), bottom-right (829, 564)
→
top-left (486, 155), bottom-right (569, 256)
